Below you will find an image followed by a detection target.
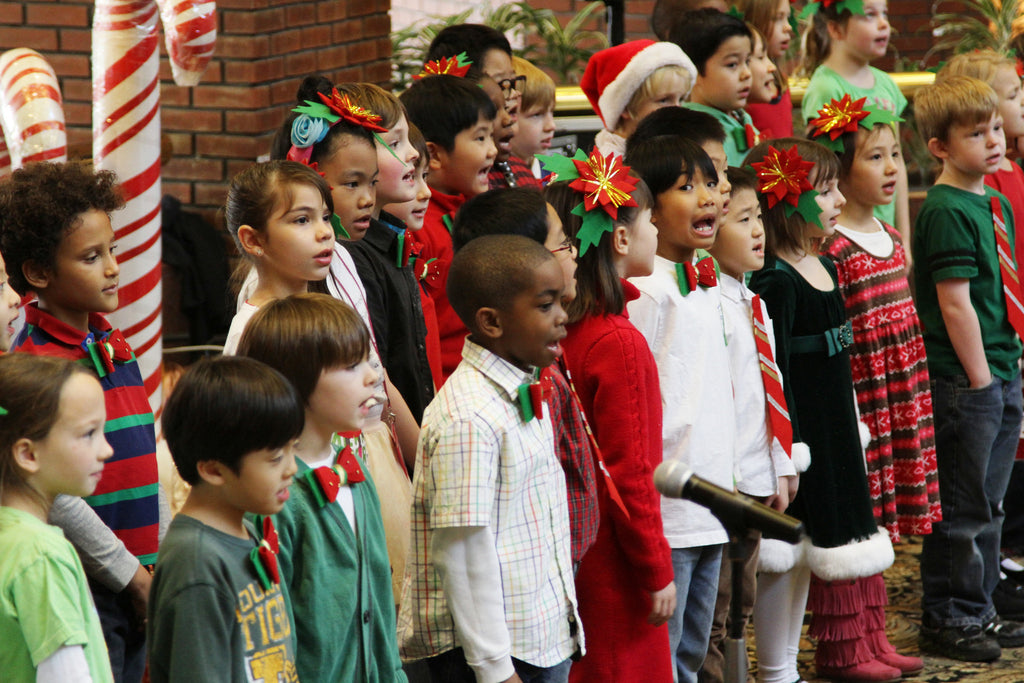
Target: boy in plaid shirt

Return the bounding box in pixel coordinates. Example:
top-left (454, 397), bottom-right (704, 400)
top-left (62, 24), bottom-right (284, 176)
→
top-left (398, 235), bottom-right (582, 683)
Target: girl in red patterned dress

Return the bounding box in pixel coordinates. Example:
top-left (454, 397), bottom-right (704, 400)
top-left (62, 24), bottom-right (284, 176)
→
top-left (817, 103), bottom-right (941, 677)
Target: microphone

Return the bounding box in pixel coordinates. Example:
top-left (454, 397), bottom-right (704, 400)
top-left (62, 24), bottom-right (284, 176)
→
top-left (654, 460), bottom-right (804, 543)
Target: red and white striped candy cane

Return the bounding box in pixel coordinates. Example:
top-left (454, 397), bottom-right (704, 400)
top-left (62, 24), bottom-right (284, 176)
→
top-left (157, 0), bottom-right (216, 86)
top-left (0, 48), bottom-right (67, 177)
top-left (92, 0), bottom-right (215, 412)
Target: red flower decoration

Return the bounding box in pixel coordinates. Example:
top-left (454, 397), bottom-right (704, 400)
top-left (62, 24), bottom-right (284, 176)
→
top-left (413, 52), bottom-right (473, 80)
top-left (751, 145), bottom-right (815, 209)
top-left (568, 150), bottom-right (639, 219)
top-left (317, 89), bottom-right (387, 133)
top-left (809, 94), bottom-right (869, 141)
top-left (251, 517), bottom-right (280, 591)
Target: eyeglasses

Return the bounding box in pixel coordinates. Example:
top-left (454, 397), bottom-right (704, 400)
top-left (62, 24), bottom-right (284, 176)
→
top-left (550, 236), bottom-right (576, 255)
top-left (497, 75), bottom-right (527, 99)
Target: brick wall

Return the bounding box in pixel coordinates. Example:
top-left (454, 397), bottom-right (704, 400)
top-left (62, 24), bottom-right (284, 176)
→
top-left (537, 0), bottom-right (951, 72)
top-left (0, 0), bottom-right (393, 219)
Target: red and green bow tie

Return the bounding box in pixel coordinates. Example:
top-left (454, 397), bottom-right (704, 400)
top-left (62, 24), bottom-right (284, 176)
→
top-left (251, 517), bottom-right (280, 591)
top-left (675, 256), bottom-right (718, 296)
top-left (83, 329), bottom-right (133, 378)
top-left (305, 432), bottom-right (367, 507)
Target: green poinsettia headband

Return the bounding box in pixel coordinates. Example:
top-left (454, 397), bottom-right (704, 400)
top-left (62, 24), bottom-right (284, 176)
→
top-left (538, 149), bottom-right (640, 256)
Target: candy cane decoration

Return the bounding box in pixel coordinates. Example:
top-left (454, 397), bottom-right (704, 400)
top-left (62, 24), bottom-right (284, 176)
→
top-left (0, 48), bottom-right (67, 178)
top-left (93, 0), bottom-right (215, 411)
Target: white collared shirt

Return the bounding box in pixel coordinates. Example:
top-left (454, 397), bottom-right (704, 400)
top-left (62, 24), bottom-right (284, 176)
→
top-left (629, 254), bottom-right (736, 548)
top-left (719, 273), bottom-right (795, 497)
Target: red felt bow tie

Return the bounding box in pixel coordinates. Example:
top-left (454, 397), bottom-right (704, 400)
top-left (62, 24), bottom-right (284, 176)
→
top-left (745, 123), bottom-right (760, 150)
top-left (251, 517), bottom-right (280, 591)
top-left (85, 329), bottom-right (133, 377)
top-left (518, 368), bottom-right (553, 421)
top-left (306, 434), bottom-right (367, 507)
top-left (676, 256), bottom-right (718, 296)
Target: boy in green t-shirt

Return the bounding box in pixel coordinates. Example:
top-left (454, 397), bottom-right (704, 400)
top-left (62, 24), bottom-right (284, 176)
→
top-left (147, 357), bottom-right (303, 683)
top-left (671, 8), bottom-right (759, 166)
top-left (913, 75), bottom-right (1024, 662)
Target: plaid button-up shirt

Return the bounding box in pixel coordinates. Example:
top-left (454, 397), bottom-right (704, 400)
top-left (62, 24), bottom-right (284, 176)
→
top-left (398, 339), bottom-right (582, 666)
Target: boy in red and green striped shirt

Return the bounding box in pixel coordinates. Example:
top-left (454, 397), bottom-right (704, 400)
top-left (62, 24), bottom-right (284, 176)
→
top-left (0, 162), bottom-right (162, 683)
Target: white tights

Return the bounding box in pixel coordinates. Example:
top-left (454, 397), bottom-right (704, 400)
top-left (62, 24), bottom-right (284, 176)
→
top-left (752, 566), bottom-right (810, 683)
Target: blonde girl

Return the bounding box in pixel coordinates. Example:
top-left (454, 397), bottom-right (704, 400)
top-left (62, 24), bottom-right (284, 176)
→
top-left (0, 354), bottom-right (114, 682)
top-left (799, 0), bottom-right (911, 257)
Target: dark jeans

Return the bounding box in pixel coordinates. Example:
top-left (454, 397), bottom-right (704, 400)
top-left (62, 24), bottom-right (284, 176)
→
top-left (921, 373), bottom-right (1023, 628)
top-left (89, 579), bottom-right (146, 683)
top-left (426, 647), bottom-right (571, 683)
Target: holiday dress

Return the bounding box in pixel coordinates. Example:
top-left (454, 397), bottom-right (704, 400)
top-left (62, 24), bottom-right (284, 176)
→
top-left (824, 222), bottom-right (942, 542)
top-left (750, 256), bottom-right (896, 675)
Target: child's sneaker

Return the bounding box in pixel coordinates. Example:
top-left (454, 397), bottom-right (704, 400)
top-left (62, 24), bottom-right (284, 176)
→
top-left (984, 616), bottom-right (1024, 647)
top-left (918, 622), bottom-right (1000, 662)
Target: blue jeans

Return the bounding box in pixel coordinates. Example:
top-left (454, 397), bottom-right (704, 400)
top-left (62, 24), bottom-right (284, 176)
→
top-left (667, 544), bottom-right (724, 683)
top-left (921, 373), bottom-right (1023, 628)
top-left (426, 648), bottom-right (571, 683)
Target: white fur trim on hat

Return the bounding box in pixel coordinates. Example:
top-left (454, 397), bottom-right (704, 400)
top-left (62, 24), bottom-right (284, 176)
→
top-left (804, 527), bottom-right (894, 581)
top-left (587, 41), bottom-right (697, 130)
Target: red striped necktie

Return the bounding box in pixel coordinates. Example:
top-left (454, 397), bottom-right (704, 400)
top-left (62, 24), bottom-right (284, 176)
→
top-left (992, 196), bottom-right (1024, 340)
top-left (752, 294), bottom-right (793, 457)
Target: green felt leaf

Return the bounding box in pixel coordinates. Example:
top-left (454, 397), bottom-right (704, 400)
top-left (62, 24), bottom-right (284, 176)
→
top-left (861, 107), bottom-right (903, 128)
top-left (293, 101), bottom-right (339, 123)
top-left (537, 152), bottom-right (580, 181)
top-left (814, 135), bottom-right (845, 153)
top-left (331, 213), bottom-right (350, 239)
top-left (572, 202), bottom-right (613, 256)
top-left (798, 2), bottom-right (819, 20)
top-left (784, 189), bottom-right (823, 230)
top-left (837, 0), bottom-right (865, 15)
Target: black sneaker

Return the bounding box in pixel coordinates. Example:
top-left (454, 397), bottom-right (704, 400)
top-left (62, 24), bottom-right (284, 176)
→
top-left (993, 577), bottom-right (1024, 620)
top-left (985, 616), bottom-right (1024, 647)
top-left (919, 623), bottom-right (1001, 662)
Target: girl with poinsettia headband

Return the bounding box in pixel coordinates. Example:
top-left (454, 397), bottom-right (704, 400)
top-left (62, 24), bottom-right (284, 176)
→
top-left (799, 0), bottom-right (911, 268)
top-left (268, 75), bottom-right (426, 613)
top-left (541, 150), bottom-right (678, 682)
top-left (747, 138), bottom-right (898, 683)
top-left (814, 92), bottom-right (935, 679)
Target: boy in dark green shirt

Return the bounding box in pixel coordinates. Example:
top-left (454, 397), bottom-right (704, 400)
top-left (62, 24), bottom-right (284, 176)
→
top-left (913, 75), bottom-right (1024, 662)
top-left (147, 358), bottom-right (303, 682)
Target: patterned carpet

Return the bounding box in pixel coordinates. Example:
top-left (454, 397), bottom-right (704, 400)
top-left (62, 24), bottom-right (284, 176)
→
top-left (747, 538), bottom-right (1024, 682)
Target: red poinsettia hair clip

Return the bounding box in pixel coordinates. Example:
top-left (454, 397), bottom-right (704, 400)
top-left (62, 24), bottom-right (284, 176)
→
top-left (751, 144), bottom-right (824, 229)
top-left (537, 149), bottom-right (639, 255)
top-left (808, 94), bottom-right (903, 152)
top-left (413, 52), bottom-right (473, 80)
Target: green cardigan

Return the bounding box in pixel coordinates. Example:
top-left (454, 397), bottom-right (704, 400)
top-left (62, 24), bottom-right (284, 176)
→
top-left (257, 458), bottom-right (407, 682)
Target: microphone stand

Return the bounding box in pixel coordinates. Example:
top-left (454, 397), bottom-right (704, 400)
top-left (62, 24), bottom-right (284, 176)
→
top-left (722, 526), bottom-right (754, 683)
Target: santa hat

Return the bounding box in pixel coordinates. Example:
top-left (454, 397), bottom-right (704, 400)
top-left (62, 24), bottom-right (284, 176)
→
top-left (581, 40), bottom-right (698, 130)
